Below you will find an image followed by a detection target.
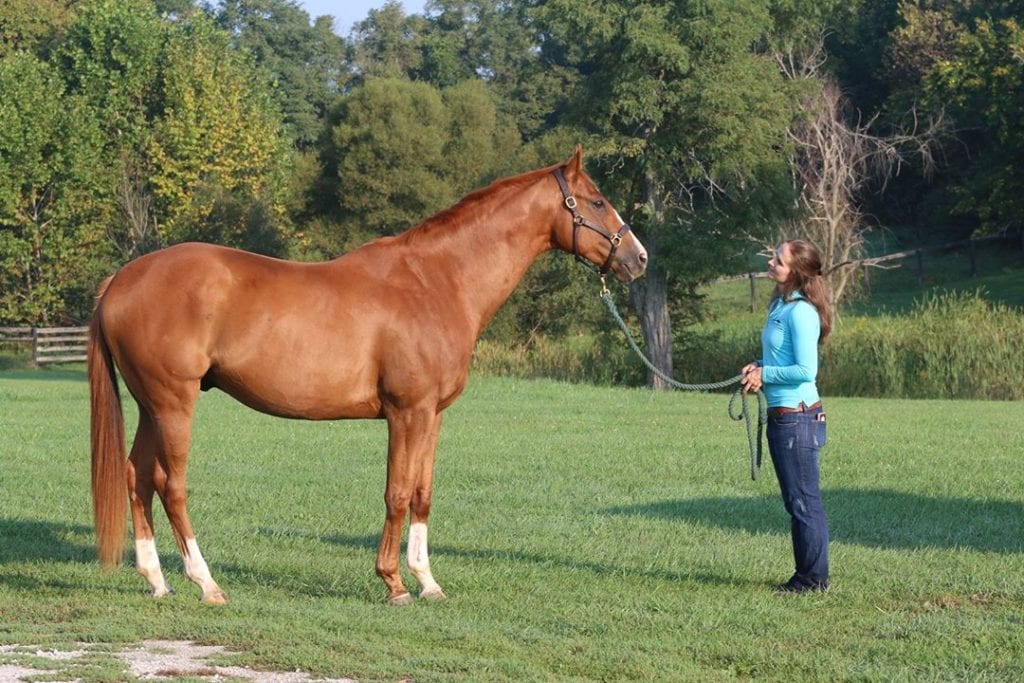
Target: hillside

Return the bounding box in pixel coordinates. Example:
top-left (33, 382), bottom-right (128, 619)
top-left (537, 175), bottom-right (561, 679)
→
top-left (702, 234), bottom-right (1024, 323)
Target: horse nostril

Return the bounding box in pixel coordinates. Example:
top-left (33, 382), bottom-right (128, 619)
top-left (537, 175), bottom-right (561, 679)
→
top-left (639, 251), bottom-right (648, 265)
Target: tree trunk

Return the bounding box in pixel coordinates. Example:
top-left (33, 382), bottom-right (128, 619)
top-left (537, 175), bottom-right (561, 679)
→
top-left (629, 266), bottom-right (673, 389)
top-left (628, 169), bottom-right (674, 390)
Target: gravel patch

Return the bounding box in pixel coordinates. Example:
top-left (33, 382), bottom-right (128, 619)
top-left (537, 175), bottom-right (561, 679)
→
top-left (0, 641), bottom-right (356, 682)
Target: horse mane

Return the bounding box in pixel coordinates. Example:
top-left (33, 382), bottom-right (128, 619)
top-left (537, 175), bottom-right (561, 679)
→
top-left (395, 162), bottom-right (562, 246)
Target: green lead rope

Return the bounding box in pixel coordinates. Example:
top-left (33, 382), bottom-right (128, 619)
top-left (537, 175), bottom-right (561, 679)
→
top-left (600, 288), bottom-right (768, 480)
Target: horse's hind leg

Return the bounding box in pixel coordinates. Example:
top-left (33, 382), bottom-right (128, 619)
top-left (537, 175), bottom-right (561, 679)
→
top-left (127, 411), bottom-right (172, 597)
top-left (149, 401), bottom-right (228, 605)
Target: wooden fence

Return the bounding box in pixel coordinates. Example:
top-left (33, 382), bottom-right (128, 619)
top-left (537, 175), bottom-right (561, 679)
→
top-left (0, 326), bottom-right (88, 366)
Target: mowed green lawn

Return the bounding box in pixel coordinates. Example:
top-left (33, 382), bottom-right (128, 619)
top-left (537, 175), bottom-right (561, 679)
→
top-left (1, 370), bottom-right (1022, 681)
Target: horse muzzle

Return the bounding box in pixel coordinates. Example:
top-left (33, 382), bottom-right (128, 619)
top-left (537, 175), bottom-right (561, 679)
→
top-left (608, 234), bottom-right (648, 283)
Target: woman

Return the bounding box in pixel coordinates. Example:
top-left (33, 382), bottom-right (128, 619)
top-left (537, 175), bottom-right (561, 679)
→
top-left (741, 239), bottom-right (832, 594)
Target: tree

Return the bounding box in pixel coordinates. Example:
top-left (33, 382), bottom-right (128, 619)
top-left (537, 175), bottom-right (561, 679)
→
top-left (320, 76), bottom-right (515, 249)
top-left (420, 0), bottom-right (569, 139)
top-left (0, 0), bottom-right (73, 58)
top-left (780, 55), bottom-right (942, 311)
top-left (147, 13), bottom-right (292, 252)
top-left (924, 6), bottom-right (1024, 233)
top-left (0, 53), bottom-right (109, 324)
top-left (211, 0), bottom-right (348, 148)
top-left (536, 0), bottom-right (797, 387)
top-left (350, 1), bottom-right (428, 80)
top-left (59, 0), bottom-right (169, 261)
top-left (59, 0), bottom-right (293, 257)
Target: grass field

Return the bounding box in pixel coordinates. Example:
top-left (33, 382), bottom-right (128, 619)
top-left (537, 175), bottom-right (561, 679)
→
top-left (1, 370), bottom-right (1023, 681)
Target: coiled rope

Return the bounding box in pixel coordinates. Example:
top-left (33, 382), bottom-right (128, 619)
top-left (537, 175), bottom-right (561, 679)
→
top-left (600, 285), bottom-right (767, 480)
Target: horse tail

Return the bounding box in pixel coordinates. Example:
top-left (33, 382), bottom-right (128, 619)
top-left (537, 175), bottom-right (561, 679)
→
top-left (88, 277), bottom-right (127, 570)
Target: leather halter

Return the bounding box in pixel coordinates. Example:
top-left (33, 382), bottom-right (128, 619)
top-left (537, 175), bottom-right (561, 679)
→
top-left (553, 168), bottom-right (632, 275)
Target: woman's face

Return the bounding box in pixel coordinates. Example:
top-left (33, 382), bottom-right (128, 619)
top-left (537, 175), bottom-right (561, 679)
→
top-left (768, 243), bottom-right (792, 285)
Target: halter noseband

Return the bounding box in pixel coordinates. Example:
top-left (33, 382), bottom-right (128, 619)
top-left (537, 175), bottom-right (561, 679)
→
top-left (553, 168), bottom-right (632, 275)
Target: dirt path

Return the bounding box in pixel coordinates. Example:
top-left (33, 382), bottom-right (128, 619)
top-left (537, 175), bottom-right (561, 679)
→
top-left (0, 640), bottom-right (356, 682)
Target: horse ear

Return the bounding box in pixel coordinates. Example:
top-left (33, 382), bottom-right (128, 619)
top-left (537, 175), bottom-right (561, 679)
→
top-left (565, 145), bottom-right (584, 178)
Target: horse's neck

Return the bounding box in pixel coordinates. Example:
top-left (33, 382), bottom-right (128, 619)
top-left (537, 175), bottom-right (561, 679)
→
top-left (401, 180), bottom-right (557, 333)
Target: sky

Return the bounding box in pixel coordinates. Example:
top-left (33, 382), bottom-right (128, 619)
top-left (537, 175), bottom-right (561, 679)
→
top-left (297, 0), bottom-right (429, 35)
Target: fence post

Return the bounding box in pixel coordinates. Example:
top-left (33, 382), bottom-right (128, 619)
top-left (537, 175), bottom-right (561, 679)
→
top-left (749, 273), bottom-right (757, 313)
top-left (862, 263), bottom-right (871, 296)
top-left (30, 327), bottom-right (40, 368)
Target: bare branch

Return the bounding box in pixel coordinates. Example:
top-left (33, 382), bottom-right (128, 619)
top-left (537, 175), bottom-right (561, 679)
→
top-left (777, 37), bottom-right (948, 313)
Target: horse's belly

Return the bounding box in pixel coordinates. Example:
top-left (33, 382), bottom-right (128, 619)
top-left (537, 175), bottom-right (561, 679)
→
top-left (211, 365), bottom-right (383, 420)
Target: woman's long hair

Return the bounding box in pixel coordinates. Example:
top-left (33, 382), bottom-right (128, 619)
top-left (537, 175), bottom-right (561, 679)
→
top-left (775, 239), bottom-right (832, 342)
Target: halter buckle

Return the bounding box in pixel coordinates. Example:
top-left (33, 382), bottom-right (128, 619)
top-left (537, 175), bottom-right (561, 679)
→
top-left (564, 196), bottom-right (577, 210)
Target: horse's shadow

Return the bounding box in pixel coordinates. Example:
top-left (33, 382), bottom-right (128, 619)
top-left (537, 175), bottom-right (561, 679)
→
top-left (261, 487), bottom-right (1023, 597)
top-left (0, 518), bottom-right (96, 590)
top-left (311, 534), bottom-right (764, 588)
top-left (0, 519), bottom-right (94, 564)
top-left (604, 488), bottom-right (1024, 555)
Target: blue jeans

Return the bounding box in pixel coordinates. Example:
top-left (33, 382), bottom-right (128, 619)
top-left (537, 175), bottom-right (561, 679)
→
top-left (766, 408), bottom-right (829, 586)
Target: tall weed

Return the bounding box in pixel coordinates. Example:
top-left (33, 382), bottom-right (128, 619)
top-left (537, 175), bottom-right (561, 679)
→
top-left (822, 291), bottom-right (1024, 399)
top-left (472, 331), bottom-right (644, 386)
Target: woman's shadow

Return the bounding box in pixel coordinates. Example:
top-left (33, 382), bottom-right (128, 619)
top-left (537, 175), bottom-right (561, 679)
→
top-left (605, 488), bottom-right (1024, 554)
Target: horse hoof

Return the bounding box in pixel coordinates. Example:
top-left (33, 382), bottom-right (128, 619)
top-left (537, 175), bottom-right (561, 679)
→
top-left (420, 588), bottom-right (447, 602)
top-left (201, 590), bottom-right (229, 605)
top-left (388, 592), bottom-right (414, 606)
top-left (151, 585), bottom-right (174, 598)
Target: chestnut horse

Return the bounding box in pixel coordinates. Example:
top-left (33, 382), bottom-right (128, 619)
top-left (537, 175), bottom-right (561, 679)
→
top-left (89, 147), bottom-right (647, 605)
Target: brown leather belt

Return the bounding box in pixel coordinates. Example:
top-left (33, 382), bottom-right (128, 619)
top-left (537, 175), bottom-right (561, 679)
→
top-left (768, 401), bottom-right (822, 418)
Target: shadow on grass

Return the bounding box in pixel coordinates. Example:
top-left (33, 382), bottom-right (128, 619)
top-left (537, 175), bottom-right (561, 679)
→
top-left (289, 532), bottom-right (764, 589)
top-left (0, 519), bottom-right (98, 591)
top-left (0, 519), bottom-right (95, 565)
top-left (605, 488), bottom-right (1024, 554)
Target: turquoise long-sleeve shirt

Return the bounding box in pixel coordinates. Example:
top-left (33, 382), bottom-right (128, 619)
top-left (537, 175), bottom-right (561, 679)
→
top-left (758, 293), bottom-right (821, 408)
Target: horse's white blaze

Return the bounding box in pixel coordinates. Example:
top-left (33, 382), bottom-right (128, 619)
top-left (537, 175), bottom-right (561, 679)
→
top-left (407, 522), bottom-right (442, 596)
top-left (134, 538), bottom-right (171, 597)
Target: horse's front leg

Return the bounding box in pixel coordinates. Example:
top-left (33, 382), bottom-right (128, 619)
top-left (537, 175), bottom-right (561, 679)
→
top-left (407, 412), bottom-right (445, 601)
top-left (377, 406), bottom-right (442, 605)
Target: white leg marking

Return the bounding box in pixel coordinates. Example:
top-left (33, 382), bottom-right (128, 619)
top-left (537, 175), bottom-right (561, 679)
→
top-left (135, 538), bottom-right (171, 597)
top-left (183, 537), bottom-right (224, 600)
top-left (407, 523), bottom-right (443, 598)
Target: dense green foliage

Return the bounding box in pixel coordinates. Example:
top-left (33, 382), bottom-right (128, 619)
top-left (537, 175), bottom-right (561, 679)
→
top-left (0, 52), bottom-right (107, 323)
top-left (824, 292), bottom-right (1024, 399)
top-left (1, 373), bottom-right (1022, 680)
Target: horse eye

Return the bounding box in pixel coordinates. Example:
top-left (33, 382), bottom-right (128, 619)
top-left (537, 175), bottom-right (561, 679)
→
top-left (593, 199), bottom-right (605, 209)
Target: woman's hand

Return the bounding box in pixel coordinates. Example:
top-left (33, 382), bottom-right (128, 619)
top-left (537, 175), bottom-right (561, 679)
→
top-left (741, 363), bottom-right (763, 394)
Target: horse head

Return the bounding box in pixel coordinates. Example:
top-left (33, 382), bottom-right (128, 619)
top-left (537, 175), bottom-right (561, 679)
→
top-left (553, 146), bottom-right (648, 282)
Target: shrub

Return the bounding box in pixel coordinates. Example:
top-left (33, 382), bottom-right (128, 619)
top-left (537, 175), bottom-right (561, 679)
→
top-left (821, 291), bottom-right (1024, 400)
